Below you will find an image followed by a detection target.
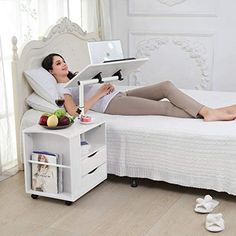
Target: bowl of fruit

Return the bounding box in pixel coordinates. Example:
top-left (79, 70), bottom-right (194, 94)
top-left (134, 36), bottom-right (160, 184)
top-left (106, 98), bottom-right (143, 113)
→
top-left (38, 109), bottom-right (76, 129)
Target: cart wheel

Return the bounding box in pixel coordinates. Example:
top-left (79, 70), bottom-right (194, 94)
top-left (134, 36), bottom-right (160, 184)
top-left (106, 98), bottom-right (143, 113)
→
top-left (31, 194), bottom-right (39, 199)
top-left (65, 201), bottom-right (72, 206)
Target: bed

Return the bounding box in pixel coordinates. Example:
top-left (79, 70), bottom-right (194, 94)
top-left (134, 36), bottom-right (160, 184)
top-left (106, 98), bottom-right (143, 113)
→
top-left (12, 17), bottom-right (236, 195)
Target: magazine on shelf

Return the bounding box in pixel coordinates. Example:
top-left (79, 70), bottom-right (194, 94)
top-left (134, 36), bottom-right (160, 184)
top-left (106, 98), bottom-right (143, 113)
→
top-left (31, 151), bottom-right (63, 194)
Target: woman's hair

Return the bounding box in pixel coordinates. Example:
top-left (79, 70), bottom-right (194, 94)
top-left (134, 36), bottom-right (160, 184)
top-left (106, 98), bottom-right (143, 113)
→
top-left (41, 53), bottom-right (75, 80)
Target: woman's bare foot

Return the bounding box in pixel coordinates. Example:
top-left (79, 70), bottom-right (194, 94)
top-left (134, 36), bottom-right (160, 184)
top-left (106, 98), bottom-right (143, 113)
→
top-left (199, 106), bottom-right (236, 121)
top-left (216, 104), bottom-right (236, 114)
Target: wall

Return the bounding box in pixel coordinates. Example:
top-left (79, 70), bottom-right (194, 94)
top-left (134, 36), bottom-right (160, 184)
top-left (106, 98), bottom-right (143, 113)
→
top-left (110, 0), bottom-right (236, 91)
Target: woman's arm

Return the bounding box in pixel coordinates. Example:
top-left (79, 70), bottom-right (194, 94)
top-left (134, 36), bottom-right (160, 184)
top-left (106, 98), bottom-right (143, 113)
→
top-left (64, 83), bottom-right (114, 116)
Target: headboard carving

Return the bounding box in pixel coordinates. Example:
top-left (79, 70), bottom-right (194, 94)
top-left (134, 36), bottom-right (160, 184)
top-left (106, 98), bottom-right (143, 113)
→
top-left (43, 17), bottom-right (87, 42)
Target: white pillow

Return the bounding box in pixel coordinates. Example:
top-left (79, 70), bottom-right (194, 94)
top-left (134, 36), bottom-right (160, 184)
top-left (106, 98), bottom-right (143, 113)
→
top-left (24, 67), bottom-right (59, 104)
top-left (26, 92), bottom-right (58, 113)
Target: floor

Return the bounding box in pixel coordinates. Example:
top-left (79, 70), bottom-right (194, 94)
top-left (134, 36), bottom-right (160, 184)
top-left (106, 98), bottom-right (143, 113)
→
top-left (0, 171), bottom-right (236, 236)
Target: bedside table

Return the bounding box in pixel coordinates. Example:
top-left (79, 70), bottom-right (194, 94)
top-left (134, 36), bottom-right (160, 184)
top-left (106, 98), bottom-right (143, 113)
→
top-left (22, 120), bottom-right (107, 205)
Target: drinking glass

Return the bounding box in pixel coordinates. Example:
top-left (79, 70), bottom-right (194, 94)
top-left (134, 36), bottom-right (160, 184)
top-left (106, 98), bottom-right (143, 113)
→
top-left (55, 96), bottom-right (65, 107)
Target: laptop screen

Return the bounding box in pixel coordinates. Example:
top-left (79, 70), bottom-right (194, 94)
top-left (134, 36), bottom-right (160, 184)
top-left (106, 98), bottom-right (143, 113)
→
top-left (88, 40), bottom-right (124, 64)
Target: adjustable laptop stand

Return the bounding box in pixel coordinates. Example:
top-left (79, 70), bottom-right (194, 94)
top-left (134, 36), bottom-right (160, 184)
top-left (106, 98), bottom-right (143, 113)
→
top-left (64, 58), bottom-right (148, 116)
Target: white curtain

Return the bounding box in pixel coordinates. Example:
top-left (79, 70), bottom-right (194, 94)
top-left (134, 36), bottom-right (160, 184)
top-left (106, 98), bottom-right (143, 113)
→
top-left (74, 0), bottom-right (112, 39)
top-left (0, 36), bottom-right (17, 181)
top-left (99, 0), bottom-right (112, 39)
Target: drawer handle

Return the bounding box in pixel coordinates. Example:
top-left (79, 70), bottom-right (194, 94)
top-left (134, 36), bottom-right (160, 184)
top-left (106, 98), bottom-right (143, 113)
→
top-left (88, 151), bottom-right (98, 158)
top-left (88, 167), bottom-right (98, 174)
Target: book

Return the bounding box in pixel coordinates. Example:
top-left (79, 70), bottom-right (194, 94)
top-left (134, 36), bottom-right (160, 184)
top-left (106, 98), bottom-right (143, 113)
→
top-left (31, 151), bottom-right (62, 194)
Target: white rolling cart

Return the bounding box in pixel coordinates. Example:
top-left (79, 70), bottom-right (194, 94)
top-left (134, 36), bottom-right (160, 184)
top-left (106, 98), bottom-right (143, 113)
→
top-left (23, 120), bottom-right (106, 205)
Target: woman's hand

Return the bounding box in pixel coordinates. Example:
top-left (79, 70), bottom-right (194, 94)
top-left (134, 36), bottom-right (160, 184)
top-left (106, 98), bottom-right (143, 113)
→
top-left (96, 83), bottom-right (115, 98)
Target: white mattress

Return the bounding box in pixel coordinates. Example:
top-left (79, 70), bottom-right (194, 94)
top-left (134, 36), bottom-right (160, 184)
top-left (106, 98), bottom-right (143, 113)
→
top-left (21, 89), bottom-right (236, 195)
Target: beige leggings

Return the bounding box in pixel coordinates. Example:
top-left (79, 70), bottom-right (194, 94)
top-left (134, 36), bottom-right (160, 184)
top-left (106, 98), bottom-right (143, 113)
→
top-left (105, 81), bottom-right (204, 118)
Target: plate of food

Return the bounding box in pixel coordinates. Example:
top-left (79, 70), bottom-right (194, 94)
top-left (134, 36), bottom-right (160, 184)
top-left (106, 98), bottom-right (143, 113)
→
top-left (38, 109), bottom-right (75, 129)
top-left (40, 123), bottom-right (73, 130)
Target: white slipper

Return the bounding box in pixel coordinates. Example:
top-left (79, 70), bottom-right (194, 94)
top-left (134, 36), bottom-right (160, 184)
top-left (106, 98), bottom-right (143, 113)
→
top-left (205, 213), bottom-right (225, 232)
top-left (194, 195), bottom-right (219, 213)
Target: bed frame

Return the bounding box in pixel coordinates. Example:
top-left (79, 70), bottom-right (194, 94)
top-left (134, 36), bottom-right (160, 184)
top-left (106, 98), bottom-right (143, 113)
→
top-left (11, 17), bottom-right (98, 168)
top-left (12, 17), bottom-right (236, 195)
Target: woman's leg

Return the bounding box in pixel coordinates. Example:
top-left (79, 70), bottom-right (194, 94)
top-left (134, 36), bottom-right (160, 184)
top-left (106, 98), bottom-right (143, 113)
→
top-left (106, 81), bottom-right (236, 121)
top-left (126, 81), bottom-right (203, 117)
top-left (105, 93), bottom-right (193, 118)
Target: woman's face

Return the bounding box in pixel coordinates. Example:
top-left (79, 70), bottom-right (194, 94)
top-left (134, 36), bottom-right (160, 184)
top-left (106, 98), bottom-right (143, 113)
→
top-left (39, 155), bottom-right (47, 162)
top-left (50, 55), bottom-right (69, 82)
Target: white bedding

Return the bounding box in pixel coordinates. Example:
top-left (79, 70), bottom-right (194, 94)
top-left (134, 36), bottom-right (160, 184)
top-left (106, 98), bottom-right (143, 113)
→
top-left (21, 89), bottom-right (236, 195)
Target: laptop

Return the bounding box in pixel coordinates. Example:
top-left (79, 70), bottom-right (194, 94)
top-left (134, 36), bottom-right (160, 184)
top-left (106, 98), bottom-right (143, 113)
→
top-left (87, 40), bottom-right (135, 64)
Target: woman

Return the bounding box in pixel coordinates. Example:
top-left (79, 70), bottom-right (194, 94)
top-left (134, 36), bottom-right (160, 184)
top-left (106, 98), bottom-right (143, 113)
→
top-left (42, 53), bottom-right (236, 121)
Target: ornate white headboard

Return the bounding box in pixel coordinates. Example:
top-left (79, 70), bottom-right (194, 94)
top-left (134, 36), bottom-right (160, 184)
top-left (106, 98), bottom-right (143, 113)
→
top-left (11, 17), bottom-right (98, 166)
